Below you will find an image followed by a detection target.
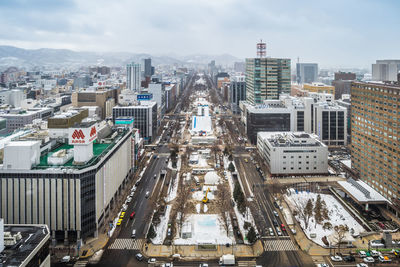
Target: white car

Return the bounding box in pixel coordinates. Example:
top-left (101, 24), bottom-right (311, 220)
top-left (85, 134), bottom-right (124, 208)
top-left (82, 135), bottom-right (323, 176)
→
top-left (126, 197), bottom-right (132, 203)
top-left (356, 264), bottom-right (368, 267)
top-left (148, 258), bottom-right (156, 264)
top-left (330, 255), bottom-right (342, 262)
top-left (316, 264), bottom-right (329, 267)
top-left (363, 257), bottom-right (375, 263)
top-left (358, 250), bottom-right (367, 257)
top-left (129, 192), bottom-right (134, 197)
top-left (268, 227), bottom-right (274, 236)
top-left (199, 264), bottom-right (208, 267)
top-left (273, 211), bottom-right (279, 217)
top-left (370, 250), bottom-right (381, 257)
top-left (122, 204), bottom-right (128, 211)
top-left (145, 191), bottom-right (150, 198)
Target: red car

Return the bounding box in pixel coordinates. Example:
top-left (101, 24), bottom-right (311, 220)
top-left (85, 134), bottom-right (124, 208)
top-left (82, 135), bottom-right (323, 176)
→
top-left (130, 211), bottom-right (136, 219)
top-left (280, 223), bottom-right (286, 231)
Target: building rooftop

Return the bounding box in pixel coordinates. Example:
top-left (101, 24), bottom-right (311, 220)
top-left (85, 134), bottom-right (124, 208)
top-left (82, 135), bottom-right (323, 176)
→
top-left (35, 128), bottom-right (129, 170)
top-left (2, 224), bottom-right (50, 267)
top-left (114, 101), bottom-right (157, 108)
top-left (258, 131), bottom-right (325, 148)
top-left (337, 179), bottom-right (388, 204)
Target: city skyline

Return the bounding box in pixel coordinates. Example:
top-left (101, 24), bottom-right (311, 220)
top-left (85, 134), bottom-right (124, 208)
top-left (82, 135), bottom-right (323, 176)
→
top-left (0, 0), bottom-right (398, 68)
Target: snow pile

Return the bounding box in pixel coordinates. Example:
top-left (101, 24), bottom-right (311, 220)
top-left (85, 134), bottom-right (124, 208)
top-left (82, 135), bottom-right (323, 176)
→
top-left (195, 77), bottom-right (206, 85)
top-left (192, 186), bottom-right (217, 201)
top-left (196, 203), bottom-right (201, 213)
top-left (165, 172), bottom-right (179, 202)
top-left (174, 214), bottom-right (233, 245)
top-left (204, 171), bottom-right (220, 185)
top-left (151, 205), bottom-right (172, 244)
top-left (204, 204), bottom-right (208, 213)
top-left (167, 155), bottom-right (182, 171)
top-left (286, 190), bottom-right (365, 247)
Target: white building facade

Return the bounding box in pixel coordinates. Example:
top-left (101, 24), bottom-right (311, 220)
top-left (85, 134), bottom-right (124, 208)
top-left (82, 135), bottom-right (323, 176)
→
top-left (257, 132), bottom-right (328, 176)
top-left (126, 62), bottom-right (141, 91)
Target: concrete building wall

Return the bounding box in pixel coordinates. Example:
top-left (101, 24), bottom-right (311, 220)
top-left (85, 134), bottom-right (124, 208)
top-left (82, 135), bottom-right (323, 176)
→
top-left (257, 132), bottom-right (328, 176)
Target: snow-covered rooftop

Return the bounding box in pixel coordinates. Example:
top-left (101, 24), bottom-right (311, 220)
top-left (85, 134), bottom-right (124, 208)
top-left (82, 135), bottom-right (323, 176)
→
top-left (337, 179), bottom-right (388, 204)
top-left (341, 159), bottom-right (351, 169)
top-left (191, 116), bottom-right (212, 134)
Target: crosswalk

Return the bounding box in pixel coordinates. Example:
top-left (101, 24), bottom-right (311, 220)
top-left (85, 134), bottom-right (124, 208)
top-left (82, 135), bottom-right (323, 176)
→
top-left (73, 260), bottom-right (88, 267)
top-left (262, 238), bottom-right (298, 251)
top-left (108, 238), bottom-right (144, 250)
top-left (238, 260), bottom-right (257, 267)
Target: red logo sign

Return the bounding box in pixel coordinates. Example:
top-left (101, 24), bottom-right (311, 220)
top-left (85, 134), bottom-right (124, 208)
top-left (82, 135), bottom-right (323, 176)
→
top-left (90, 126), bottom-right (96, 137)
top-left (72, 129), bottom-right (85, 139)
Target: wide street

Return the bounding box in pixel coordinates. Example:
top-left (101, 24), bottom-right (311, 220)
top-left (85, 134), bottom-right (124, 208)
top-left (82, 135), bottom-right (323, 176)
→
top-left (92, 73), bottom-right (315, 267)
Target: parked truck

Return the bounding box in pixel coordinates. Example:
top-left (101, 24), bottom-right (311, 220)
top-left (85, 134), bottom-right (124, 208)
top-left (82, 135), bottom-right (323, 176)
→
top-left (219, 254), bottom-right (235, 265)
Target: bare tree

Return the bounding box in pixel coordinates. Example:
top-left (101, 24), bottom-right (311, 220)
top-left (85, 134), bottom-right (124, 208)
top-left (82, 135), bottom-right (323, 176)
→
top-left (211, 144), bottom-right (219, 160)
top-left (173, 185), bottom-right (191, 237)
top-left (217, 182), bottom-right (231, 235)
top-left (333, 224), bottom-right (349, 254)
top-left (293, 198), bottom-right (314, 230)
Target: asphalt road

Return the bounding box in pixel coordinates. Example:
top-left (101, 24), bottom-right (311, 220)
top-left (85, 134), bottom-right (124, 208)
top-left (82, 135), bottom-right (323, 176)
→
top-left (92, 73), bottom-right (316, 267)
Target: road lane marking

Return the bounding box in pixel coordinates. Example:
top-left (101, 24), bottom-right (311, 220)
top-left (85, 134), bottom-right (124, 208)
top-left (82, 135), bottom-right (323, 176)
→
top-left (131, 218), bottom-right (136, 227)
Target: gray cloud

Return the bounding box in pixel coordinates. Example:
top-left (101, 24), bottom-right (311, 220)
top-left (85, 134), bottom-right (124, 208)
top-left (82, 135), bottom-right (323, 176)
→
top-left (0, 0), bottom-right (398, 68)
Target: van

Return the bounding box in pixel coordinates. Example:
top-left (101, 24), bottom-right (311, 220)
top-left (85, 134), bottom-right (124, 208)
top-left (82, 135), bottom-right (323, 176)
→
top-left (131, 229), bottom-right (136, 238)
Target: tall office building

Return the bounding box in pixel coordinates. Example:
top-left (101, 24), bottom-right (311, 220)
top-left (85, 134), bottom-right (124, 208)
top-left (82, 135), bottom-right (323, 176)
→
top-left (245, 57), bottom-right (291, 104)
top-left (144, 58), bottom-right (152, 78)
top-left (112, 101), bottom-right (157, 142)
top-left (296, 63), bottom-right (318, 84)
top-left (351, 81), bottom-right (400, 200)
top-left (372, 60), bottom-right (400, 82)
top-left (229, 75), bottom-right (246, 114)
top-left (126, 62), bottom-right (141, 91)
top-left (332, 72), bottom-right (356, 100)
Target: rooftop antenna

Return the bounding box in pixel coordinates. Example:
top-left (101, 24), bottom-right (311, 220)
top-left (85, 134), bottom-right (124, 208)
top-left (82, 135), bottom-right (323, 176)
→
top-left (257, 39), bottom-right (266, 58)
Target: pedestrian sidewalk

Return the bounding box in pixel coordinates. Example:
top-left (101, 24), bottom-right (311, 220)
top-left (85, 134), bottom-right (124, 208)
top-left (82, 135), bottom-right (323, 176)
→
top-left (143, 240), bottom-right (263, 260)
top-left (79, 232), bottom-right (109, 259)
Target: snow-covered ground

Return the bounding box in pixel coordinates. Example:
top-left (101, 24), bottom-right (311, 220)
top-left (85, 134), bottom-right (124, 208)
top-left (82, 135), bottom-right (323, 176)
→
top-left (192, 186), bottom-right (217, 201)
top-left (165, 172), bottom-right (179, 202)
top-left (174, 214), bottom-right (233, 245)
top-left (204, 171), bottom-right (220, 185)
top-left (234, 205), bottom-right (257, 244)
top-left (190, 157), bottom-right (209, 168)
top-left (285, 190), bottom-right (365, 247)
top-left (223, 155), bottom-right (258, 244)
top-left (196, 203), bottom-right (201, 213)
top-left (151, 205), bottom-right (172, 244)
top-left (167, 155), bottom-right (182, 171)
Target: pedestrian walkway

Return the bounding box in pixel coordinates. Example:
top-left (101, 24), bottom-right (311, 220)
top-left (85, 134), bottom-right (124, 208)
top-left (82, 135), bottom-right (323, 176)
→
top-left (262, 238), bottom-right (297, 251)
top-left (238, 260), bottom-right (257, 266)
top-left (73, 260), bottom-right (88, 267)
top-left (108, 238), bottom-right (144, 250)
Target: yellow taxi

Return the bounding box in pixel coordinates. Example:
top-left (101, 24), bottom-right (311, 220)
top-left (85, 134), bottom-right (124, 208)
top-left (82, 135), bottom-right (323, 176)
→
top-left (117, 218), bottom-right (123, 226)
top-left (120, 212), bottom-right (125, 219)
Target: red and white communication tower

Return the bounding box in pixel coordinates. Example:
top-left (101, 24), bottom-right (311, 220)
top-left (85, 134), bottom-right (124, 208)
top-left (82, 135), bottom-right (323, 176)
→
top-left (256, 39), bottom-right (266, 58)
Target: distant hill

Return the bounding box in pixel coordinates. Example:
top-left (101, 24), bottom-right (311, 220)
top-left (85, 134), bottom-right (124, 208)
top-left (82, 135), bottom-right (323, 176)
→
top-left (0, 45), bottom-right (241, 70)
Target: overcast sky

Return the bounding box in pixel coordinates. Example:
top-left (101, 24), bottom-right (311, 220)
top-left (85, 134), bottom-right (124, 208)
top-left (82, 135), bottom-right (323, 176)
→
top-left (0, 0), bottom-right (398, 68)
